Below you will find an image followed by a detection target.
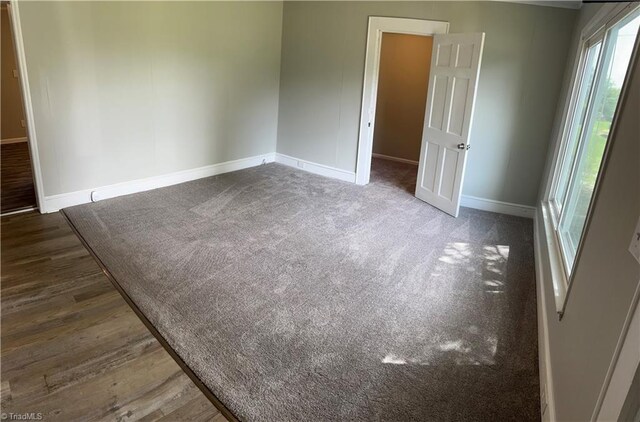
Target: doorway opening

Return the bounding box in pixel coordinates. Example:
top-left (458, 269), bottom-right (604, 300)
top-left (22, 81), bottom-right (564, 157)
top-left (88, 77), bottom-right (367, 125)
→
top-left (370, 32), bottom-right (433, 194)
top-left (356, 17), bottom-right (448, 188)
top-left (358, 17), bottom-right (485, 217)
top-left (1, 1), bottom-right (37, 214)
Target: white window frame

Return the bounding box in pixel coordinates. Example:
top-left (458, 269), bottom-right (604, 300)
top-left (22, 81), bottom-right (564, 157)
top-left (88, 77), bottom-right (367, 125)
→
top-left (541, 2), bottom-right (640, 316)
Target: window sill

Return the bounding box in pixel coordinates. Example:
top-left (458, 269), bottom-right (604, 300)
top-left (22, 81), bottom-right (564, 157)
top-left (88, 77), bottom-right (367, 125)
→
top-left (540, 202), bottom-right (570, 318)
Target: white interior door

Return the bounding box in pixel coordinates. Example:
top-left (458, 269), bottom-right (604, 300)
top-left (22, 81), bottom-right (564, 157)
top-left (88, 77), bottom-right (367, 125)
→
top-left (415, 33), bottom-right (485, 217)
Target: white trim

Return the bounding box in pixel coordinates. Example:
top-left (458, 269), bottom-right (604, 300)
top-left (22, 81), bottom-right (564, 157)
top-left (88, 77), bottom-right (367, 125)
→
top-left (273, 154), bottom-right (537, 220)
top-left (1, 137), bottom-right (28, 145)
top-left (355, 17), bottom-right (449, 186)
top-left (534, 208), bottom-right (557, 422)
top-left (275, 153), bottom-right (356, 183)
top-left (460, 195), bottom-right (535, 219)
top-left (540, 202), bottom-right (570, 315)
top-left (8, 1), bottom-right (45, 213)
top-left (371, 153), bottom-right (418, 166)
top-left (275, 154), bottom-right (537, 219)
top-left (582, 3), bottom-right (637, 43)
top-left (41, 153), bottom-right (275, 213)
top-left (0, 206), bottom-right (38, 217)
top-left (594, 283), bottom-right (640, 421)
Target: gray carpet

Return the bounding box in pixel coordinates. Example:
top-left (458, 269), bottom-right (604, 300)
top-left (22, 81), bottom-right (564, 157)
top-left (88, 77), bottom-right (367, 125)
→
top-left (62, 158), bottom-right (540, 421)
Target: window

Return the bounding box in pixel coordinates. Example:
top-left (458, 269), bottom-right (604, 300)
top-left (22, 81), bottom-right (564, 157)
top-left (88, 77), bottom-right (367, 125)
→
top-left (549, 6), bottom-right (640, 277)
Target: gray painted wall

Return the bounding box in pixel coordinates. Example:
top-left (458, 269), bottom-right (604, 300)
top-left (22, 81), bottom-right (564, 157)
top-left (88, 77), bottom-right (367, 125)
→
top-left (1, 5), bottom-right (27, 140)
top-left (18, 1), bottom-right (283, 197)
top-left (276, 1), bottom-right (577, 206)
top-left (537, 4), bottom-right (640, 420)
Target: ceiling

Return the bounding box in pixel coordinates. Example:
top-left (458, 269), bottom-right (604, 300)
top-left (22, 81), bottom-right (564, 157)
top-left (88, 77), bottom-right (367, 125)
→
top-left (493, 0), bottom-right (582, 9)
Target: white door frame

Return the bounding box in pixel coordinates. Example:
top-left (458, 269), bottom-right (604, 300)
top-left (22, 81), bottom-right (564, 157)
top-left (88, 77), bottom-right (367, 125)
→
top-left (355, 17), bottom-right (449, 186)
top-left (7, 0), bottom-right (46, 212)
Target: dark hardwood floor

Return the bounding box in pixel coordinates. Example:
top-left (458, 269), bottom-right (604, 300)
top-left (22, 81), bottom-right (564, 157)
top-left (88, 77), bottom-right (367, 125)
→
top-left (1, 142), bottom-right (37, 213)
top-left (1, 211), bottom-right (225, 421)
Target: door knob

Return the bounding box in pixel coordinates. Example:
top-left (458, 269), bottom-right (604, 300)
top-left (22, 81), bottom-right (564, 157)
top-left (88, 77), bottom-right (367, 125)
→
top-left (457, 143), bottom-right (471, 150)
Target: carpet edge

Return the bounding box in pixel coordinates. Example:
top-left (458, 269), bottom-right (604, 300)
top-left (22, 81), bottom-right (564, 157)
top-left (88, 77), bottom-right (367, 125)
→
top-left (58, 209), bottom-right (242, 422)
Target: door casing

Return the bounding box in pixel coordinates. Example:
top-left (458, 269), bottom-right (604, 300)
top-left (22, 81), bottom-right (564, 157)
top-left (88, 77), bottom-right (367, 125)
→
top-left (355, 16), bottom-right (449, 186)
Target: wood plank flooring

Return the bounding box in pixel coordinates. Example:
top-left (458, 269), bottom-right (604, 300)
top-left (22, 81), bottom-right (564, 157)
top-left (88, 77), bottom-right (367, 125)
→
top-left (1, 211), bottom-right (226, 421)
top-left (1, 142), bottom-right (37, 213)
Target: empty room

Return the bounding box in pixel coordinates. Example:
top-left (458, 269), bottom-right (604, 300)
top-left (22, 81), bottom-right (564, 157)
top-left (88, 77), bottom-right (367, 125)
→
top-left (1, 1), bottom-right (639, 421)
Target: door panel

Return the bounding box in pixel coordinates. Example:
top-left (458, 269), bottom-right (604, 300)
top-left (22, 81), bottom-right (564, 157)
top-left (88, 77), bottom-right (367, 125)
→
top-left (429, 75), bottom-right (448, 130)
top-left (440, 148), bottom-right (459, 201)
top-left (416, 32), bottom-right (485, 217)
top-left (421, 142), bottom-right (439, 192)
top-left (456, 44), bottom-right (475, 69)
top-left (436, 43), bottom-right (453, 67)
top-left (448, 78), bottom-right (470, 135)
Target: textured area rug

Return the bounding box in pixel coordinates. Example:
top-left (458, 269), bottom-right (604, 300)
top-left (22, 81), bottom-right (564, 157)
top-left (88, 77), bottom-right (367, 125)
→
top-left (62, 159), bottom-right (539, 421)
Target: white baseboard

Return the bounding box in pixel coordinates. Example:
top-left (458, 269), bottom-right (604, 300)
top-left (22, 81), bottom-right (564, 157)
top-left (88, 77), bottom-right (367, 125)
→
top-left (372, 153), bottom-right (418, 165)
top-left (275, 153), bottom-right (356, 183)
top-left (42, 153), bottom-right (275, 213)
top-left (1, 137), bottom-right (28, 145)
top-left (274, 155), bottom-right (534, 217)
top-left (43, 150), bottom-right (535, 220)
top-left (534, 208), bottom-right (557, 422)
top-left (460, 195), bottom-right (536, 219)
